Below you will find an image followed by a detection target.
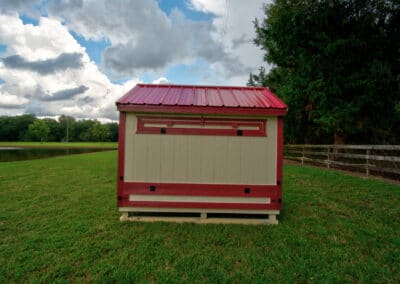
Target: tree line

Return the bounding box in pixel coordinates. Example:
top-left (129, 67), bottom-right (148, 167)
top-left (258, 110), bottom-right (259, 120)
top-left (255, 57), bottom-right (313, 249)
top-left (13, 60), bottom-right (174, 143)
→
top-left (248, 0), bottom-right (400, 145)
top-left (0, 115), bottom-right (119, 142)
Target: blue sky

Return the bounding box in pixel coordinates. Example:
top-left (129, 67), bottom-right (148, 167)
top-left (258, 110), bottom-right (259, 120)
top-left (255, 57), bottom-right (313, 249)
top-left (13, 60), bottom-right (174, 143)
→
top-left (0, 0), bottom-right (266, 120)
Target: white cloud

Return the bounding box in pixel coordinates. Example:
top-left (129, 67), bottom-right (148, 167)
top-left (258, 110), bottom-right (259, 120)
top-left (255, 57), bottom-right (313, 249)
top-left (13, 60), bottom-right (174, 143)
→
top-left (152, 77), bottom-right (169, 84)
top-left (187, 0), bottom-right (225, 15)
top-left (188, 0), bottom-right (269, 85)
top-left (45, 0), bottom-right (246, 79)
top-left (0, 0), bottom-right (271, 120)
top-left (0, 0), bottom-right (41, 17)
top-left (0, 14), bottom-right (139, 120)
top-left (0, 92), bottom-right (29, 108)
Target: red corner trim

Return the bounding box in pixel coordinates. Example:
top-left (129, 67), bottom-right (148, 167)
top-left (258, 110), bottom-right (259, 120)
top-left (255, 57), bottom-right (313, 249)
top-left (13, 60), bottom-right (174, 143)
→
top-left (117, 112), bottom-right (126, 206)
top-left (277, 117), bottom-right (283, 184)
top-left (276, 116), bottom-right (284, 209)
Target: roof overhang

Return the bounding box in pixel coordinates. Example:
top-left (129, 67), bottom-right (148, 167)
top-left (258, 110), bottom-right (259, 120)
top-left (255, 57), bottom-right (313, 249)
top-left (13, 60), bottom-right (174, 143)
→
top-left (116, 104), bottom-right (288, 116)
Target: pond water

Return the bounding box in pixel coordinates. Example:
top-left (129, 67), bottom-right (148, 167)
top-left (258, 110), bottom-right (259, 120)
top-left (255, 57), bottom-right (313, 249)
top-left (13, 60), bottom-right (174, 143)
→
top-left (0, 147), bottom-right (113, 162)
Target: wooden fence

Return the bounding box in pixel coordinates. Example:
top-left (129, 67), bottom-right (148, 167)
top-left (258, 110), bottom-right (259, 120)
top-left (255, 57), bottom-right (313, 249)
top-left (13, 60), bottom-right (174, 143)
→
top-left (284, 144), bottom-right (400, 178)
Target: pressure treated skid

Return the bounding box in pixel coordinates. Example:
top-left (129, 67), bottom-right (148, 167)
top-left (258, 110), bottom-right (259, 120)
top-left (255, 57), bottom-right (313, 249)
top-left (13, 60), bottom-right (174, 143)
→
top-left (119, 207), bottom-right (279, 225)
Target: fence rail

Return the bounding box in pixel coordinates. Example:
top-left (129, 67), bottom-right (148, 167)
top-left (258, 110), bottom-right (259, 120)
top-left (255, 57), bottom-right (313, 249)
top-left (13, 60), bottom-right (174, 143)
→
top-left (284, 144), bottom-right (400, 177)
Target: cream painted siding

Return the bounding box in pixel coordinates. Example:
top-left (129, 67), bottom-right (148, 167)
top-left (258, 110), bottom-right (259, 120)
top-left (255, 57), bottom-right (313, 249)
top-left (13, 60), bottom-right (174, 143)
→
top-left (124, 113), bottom-right (277, 185)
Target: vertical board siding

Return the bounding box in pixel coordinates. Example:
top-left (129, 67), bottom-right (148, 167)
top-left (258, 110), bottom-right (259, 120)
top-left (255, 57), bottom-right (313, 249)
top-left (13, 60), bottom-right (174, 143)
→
top-left (146, 135), bottom-right (161, 181)
top-left (187, 136), bottom-right (202, 181)
top-left (226, 138), bottom-right (242, 183)
top-left (213, 136), bottom-right (229, 181)
top-left (173, 136), bottom-right (188, 182)
top-left (124, 114), bottom-right (277, 185)
top-left (160, 135), bottom-right (175, 181)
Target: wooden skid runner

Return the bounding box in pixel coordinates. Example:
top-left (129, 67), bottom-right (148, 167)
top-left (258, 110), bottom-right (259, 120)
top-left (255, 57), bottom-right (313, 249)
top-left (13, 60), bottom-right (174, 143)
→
top-left (119, 208), bottom-right (279, 225)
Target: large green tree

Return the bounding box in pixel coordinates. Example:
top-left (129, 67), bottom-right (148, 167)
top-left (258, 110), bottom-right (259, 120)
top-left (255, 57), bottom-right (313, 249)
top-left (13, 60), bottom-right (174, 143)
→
top-left (26, 120), bottom-right (50, 142)
top-left (90, 121), bottom-right (110, 142)
top-left (250, 0), bottom-right (400, 144)
top-left (0, 115), bottom-right (36, 141)
top-left (43, 118), bottom-right (64, 142)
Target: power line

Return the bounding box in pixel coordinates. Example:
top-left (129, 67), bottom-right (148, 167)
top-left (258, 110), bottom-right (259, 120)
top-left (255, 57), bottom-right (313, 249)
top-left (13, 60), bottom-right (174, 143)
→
top-left (225, 0), bottom-right (231, 35)
top-left (220, 0), bottom-right (231, 41)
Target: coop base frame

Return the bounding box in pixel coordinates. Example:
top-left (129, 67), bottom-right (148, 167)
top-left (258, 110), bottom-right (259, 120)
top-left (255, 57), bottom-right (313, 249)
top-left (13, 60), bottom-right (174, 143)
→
top-left (119, 207), bottom-right (279, 225)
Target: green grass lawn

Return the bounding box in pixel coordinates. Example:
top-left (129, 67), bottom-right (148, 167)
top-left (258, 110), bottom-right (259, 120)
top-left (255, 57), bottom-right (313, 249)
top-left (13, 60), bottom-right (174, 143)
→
top-left (0, 141), bottom-right (117, 149)
top-left (0, 151), bottom-right (399, 282)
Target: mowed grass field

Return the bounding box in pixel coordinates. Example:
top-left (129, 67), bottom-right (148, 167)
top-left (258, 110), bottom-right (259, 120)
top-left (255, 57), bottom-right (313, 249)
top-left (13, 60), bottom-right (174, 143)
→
top-left (0, 151), bottom-right (399, 282)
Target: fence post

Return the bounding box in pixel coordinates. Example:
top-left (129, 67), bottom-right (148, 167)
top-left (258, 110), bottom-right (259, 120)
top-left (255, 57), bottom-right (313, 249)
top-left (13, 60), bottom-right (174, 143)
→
top-left (366, 149), bottom-right (370, 176)
top-left (327, 146), bottom-right (330, 168)
top-left (301, 145), bottom-right (305, 165)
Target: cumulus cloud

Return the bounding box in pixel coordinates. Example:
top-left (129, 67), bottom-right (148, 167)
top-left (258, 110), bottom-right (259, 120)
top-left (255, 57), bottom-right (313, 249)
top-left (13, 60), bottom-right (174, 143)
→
top-left (152, 77), bottom-right (169, 84)
top-left (0, 14), bottom-right (139, 120)
top-left (41, 85), bottom-right (88, 101)
top-left (1, 52), bottom-right (83, 75)
top-left (187, 0), bottom-right (225, 15)
top-left (188, 0), bottom-right (268, 84)
top-left (46, 0), bottom-right (244, 78)
top-left (25, 100), bottom-right (57, 116)
top-left (0, 0), bottom-right (41, 15)
top-left (0, 0), bottom-right (268, 119)
top-left (0, 92), bottom-right (29, 108)
top-left (232, 34), bottom-right (251, 49)
top-left (103, 38), bottom-right (181, 72)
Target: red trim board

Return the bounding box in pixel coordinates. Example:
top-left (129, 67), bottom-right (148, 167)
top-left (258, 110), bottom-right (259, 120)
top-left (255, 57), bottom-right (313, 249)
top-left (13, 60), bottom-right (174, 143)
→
top-left (122, 182), bottom-right (279, 197)
top-left (137, 116), bottom-right (266, 137)
top-left (118, 182), bottom-right (282, 210)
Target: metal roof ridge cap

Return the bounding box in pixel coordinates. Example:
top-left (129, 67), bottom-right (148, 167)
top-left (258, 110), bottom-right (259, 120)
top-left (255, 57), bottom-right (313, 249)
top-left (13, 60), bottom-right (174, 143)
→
top-left (136, 83), bottom-right (267, 90)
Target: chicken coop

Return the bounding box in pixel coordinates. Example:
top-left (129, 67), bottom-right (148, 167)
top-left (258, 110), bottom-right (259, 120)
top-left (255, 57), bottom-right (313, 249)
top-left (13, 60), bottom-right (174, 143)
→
top-left (116, 84), bottom-right (287, 224)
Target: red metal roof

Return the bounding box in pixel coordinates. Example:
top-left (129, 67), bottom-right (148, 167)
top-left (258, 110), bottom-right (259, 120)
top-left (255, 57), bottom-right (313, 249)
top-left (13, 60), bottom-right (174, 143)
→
top-left (116, 84), bottom-right (287, 116)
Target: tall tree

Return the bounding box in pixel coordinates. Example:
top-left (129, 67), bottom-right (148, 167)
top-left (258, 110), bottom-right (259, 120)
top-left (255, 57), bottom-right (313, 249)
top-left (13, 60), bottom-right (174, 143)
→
top-left (26, 120), bottom-right (50, 142)
top-left (251, 0), bottom-right (400, 144)
top-left (0, 115), bottom-right (36, 141)
top-left (90, 121), bottom-right (110, 142)
top-left (107, 123), bottom-right (119, 142)
top-left (43, 118), bottom-right (64, 142)
top-left (73, 119), bottom-right (96, 141)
